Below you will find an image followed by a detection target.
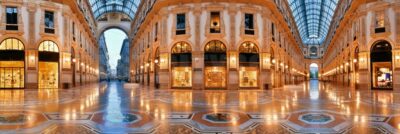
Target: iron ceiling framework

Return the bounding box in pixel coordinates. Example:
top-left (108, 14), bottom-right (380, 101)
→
top-left (89, 0), bottom-right (142, 20)
top-left (287, 0), bottom-right (338, 45)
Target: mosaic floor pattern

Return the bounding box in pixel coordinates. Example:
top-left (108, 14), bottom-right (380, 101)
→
top-left (0, 80), bottom-right (400, 133)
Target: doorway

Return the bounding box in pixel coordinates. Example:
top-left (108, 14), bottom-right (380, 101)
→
top-left (370, 40), bottom-right (392, 89)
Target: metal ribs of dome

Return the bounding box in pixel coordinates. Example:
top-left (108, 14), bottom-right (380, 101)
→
top-left (287, 0), bottom-right (338, 45)
top-left (89, 0), bottom-right (142, 20)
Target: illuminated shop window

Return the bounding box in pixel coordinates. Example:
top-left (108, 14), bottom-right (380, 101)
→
top-left (39, 40), bottom-right (59, 52)
top-left (204, 40), bottom-right (227, 88)
top-left (239, 42), bottom-right (259, 88)
top-left (0, 38), bottom-right (25, 89)
top-left (370, 41), bottom-right (392, 89)
top-left (0, 38), bottom-right (24, 50)
top-left (38, 40), bottom-right (59, 89)
top-left (172, 67), bottom-right (192, 88)
top-left (210, 12), bottom-right (221, 33)
top-left (171, 42), bottom-right (192, 88)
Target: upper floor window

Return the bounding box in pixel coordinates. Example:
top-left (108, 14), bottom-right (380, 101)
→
top-left (44, 11), bottom-right (55, 34)
top-left (376, 13), bottom-right (385, 28)
top-left (375, 12), bottom-right (385, 33)
top-left (176, 13), bottom-right (186, 35)
top-left (154, 23), bottom-right (158, 41)
top-left (244, 13), bottom-right (254, 35)
top-left (6, 7), bottom-right (18, 31)
top-left (271, 23), bottom-right (275, 41)
top-left (210, 12), bottom-right (221, 33)
top-left (72, 22), bottom-right (76, 41)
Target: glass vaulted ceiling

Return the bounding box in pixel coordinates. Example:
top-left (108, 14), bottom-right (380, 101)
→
top-left (287, 0), bottom-right (338, 45)
top-left (89, 0), bottom-right (142, 20)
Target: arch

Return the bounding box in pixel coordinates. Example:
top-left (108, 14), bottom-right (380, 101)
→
top-left (370, 40), bottom-right (392, 89)
top-left (97, 26), bottom-right (129, 39)
top-left (171, 41), bottom-right (192, 53)
top-left (309, 63), bottom-right (319, 80)
top-left (38, 40), bottom-right (59, 52)
top-left (204, 40), bottom-right (227, 53)
top-left (0, 38), bottom-right (25, 89)
top-left (201, 38), bottom-right (229, 51)
top-left (239, 41), bottom-right (259, 53)
top-left (0, 38), bottom-right (24, 50)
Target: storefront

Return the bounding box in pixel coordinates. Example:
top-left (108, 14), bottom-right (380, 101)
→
top-left (239, 42), bottom-right (259, 88)
top-left (0, 38), bottom-right (25, 89)
top-left (370, 40), bottom-right (392, 89)
top-left (171, 42), bottom-right (192, 88)
top-left (204, 40), bottom-right (227, 89)
top-left (38, 40), bottom-right (59, 89)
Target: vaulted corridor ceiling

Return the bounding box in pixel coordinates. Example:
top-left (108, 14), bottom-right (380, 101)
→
top-left (89, 0), bottom-right (142, 19)
top-left (287, 0), bottom-right (339, 45)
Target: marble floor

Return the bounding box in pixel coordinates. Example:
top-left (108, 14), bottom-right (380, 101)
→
top-left (0, 80), bottom-right (399, 134)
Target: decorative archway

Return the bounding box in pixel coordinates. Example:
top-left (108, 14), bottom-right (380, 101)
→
top-left (38, 40), bottom-right (59, 89)
top-left (370, 40), bottom-right (392, 89)
top-left (204, 40), bottom-right (227, 89)
top-left (171, 41), bottom-right (192, 88)
top-left (309, 63), bottom-right (318, 80)
top-left (239, 41), bottom-right (259, 88)
top-left (0, 38), bottom-right (25, 89)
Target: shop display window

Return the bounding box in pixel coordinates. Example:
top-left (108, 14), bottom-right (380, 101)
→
top-left (205, 67), bottom-right (226, 88)
top-left (239, 67), bottom-right (258, 88)
top-left (372, 62), bottom-right (392, 89)
top-left (38, 62), bottom-right (58, 89)
top-left (0, 61), bottom-right (24, 89)
top-left (172, 67), bottom-right (192, 88)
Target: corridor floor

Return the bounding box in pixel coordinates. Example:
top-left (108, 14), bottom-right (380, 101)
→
top-left (0, 80), bottom-right (399, 133)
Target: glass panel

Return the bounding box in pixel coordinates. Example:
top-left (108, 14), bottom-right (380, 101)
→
top-left (172, 67), bottom-right (192, 88)
top-left (6, 7), bottom-right (17, 24)
top-left (239, 67), bottom-right (258, 88)
top-left (176, 14), bottom-right (186, 30)
top-left (244, 14), bottom-right (254, 29)
top-left (210, 12), bottom-right (221, 33)
top-left (372, 62), bottom-right (392, 89)
top-left (38, 62), bottom-right (58, 89)
top-left (45, 11), bottom-right (54, 28)
top-left (0, 68), bottom-right (4, 88)
top-left (205, 67), bottom-right (226, 88)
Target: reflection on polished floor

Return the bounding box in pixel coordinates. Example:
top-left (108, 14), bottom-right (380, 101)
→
top-left (0, 80), bottom-right (399, 133)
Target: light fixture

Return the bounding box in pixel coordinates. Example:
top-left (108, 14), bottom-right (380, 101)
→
top-left (140, 65), bottom-right (144, 69)
top-left (353, 59), bottom-right (357, 63)
top-left (146, 63), bottom-right (150, 67)
top-left (272, 59), bottom-right (276, 64)
top-left (154, 59), bottom-right (159, 64)
top-left (396, 55), bottom-right (400, 60)
top-left (72, 58), bottom-right (76, 63)
top-left (29, 55), bottom-right (35, 60)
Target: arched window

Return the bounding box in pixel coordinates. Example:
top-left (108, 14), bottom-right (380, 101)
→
top-left (172, 41), bottom-right (191, 53)
top-left (205, 40), bottom-right (226, 53)
top-left (239, 41), bottom-right (258, 53)
top-left (0, 38), bottom-right (24, 50)
top-left (239, 41), bottom-right (259, 88)
top-left (204, 40), bottom-right (227, 88)
top-left (39, 40), bottom-right (59, 52)
top-left (171, 41), bottom-right (192, 88)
